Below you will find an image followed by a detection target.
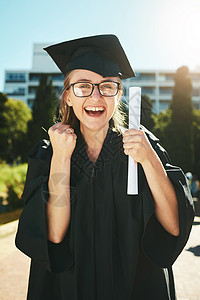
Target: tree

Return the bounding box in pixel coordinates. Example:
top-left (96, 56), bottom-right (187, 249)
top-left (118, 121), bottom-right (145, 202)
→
top-left (168, 66), bottom-right (194, 172)
top-left (0, 93), bottom-right (9, 160)
top-left (192, 110), bottom-right (200, 179)
top-left (7, 184), bottom-right (24, 210)
top-left (152, 109), bottom-right (172, 149)
top-left (141, 94), bottom-right (154, 130)
top-left (27, 74), bottom-right (57, 151)
top-left (0, 93), bottom-right (7, 126)
top-left (0, 96), bottom-right (31, 162)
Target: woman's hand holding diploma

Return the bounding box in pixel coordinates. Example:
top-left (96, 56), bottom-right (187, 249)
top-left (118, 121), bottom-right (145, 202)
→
top-left (123, 129), bottom-right (154, 164)
top-left (123, 128), bottom-right (179, 236)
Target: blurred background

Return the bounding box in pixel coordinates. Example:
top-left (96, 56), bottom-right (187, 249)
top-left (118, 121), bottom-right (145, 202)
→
top-left (0, 0), bottom-right (200, 299)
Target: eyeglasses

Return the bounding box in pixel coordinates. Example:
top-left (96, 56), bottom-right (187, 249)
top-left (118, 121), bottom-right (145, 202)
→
top-left (67, 81), bottom-right (120, 97)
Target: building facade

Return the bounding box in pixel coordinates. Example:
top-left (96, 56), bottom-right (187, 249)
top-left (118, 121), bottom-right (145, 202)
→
top-left (4, 44), bottom-right (200, 113)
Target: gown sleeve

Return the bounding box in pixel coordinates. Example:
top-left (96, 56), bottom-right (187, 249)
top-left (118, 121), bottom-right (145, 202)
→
top-left (141, 132), bottom-right (194, 268)
top-left (15, 140), bottom-right (74, 273)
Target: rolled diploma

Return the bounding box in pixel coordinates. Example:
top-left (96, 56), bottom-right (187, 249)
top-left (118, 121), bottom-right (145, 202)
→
top-left (127, 87), bottom-right (141, 195)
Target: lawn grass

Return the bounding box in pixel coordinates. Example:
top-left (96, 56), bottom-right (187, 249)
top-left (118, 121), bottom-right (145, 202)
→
top-left (0, 163), bottom-right (27, 195)
top-left (0, 208), bottom-right (23, 225)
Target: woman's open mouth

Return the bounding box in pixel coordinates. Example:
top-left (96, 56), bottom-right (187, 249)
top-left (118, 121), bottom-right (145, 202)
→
top-left (84, 106), bottom-right (105, 117)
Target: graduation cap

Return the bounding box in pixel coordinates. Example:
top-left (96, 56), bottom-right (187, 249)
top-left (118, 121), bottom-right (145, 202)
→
top-left (44, 34), bottom-right (135, 79)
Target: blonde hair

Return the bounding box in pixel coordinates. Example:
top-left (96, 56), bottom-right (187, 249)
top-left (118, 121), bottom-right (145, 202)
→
top-left (58, 72), bottom-right (127, 132)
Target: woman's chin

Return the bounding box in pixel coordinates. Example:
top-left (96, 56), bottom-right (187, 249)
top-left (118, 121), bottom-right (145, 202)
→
top-left (80, 120), bottom-right (109, 134)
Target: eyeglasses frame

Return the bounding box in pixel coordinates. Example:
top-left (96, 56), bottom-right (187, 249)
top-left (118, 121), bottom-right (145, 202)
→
top-left (66, 81), bottom-right (121, 98)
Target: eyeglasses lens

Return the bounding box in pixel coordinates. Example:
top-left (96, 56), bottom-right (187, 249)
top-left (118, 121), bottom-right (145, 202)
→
top-left (99, 82), bottom-right (118, 96)
top-left (73, 83), bottom-right (92, 97)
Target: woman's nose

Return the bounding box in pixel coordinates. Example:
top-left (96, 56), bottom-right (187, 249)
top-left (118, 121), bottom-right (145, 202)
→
top-left (90, 85), bottom-right (102, 100)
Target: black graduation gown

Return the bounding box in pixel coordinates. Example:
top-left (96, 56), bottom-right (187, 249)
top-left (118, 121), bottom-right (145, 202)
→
top-left (15, 126), bottom-right (194, 300)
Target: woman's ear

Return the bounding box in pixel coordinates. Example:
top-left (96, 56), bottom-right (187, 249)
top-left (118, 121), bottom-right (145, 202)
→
top-left (117, 90), bottom-right (122, 102)
top-left (65, 92), bottom-right (73, 107)
top-left (66, 98), bottom-right (73, 107)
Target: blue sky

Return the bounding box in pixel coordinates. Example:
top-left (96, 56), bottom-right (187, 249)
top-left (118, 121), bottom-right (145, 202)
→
top-left (1, 0), bottom-right (200, 91)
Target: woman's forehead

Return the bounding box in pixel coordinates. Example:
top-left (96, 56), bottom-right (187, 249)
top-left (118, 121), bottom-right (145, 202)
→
top-left (69, 69), bottom-right (119, 82)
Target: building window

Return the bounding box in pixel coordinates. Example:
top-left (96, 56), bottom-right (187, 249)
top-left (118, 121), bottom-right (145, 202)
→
top-left (29, 73), bottom-right (41, 81)
top-left (5, 73), bottom-right (26, 82)
top-left (159, 73), bottom-right (174, 82)
top-left (6, 87), bottom-right (25, 96)
top-left (159, 101), bottom-right (170, 111)
top-left (159, 87), bottom-right (173, 95)
top-left (142, 87), bottom-right (155, 95)
top-left (29, 73), bottom-right (65, 82)
top-left (50, 74), bottom-right (65, 81)
top-left (192, 89), bottom-right (200, 97)
top-left (190, 73), bottom-right (200, 81)
top-left (135, 73), bottom-right (155, 81)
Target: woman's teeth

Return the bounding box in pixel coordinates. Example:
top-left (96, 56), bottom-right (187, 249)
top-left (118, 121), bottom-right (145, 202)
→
top-left (85, 107), bottom-right (104, 112)
top-left (85, 107), bottom-right (105, 116)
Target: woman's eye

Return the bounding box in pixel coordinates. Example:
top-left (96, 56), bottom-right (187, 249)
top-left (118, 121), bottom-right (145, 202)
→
top-left (79, 83), bottom-right (91, 89)
top-left (102, 84), bottom-right (112, 89)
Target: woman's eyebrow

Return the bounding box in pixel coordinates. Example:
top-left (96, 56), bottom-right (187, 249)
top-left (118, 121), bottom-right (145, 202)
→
top-left (74, 79), bottom-right (116, 83)
top-left (74, 79), bottom-right (92, 82)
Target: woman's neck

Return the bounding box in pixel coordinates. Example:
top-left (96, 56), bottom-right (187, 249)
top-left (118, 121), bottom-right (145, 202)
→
top-left (80, 124), bottom-right (109, 162)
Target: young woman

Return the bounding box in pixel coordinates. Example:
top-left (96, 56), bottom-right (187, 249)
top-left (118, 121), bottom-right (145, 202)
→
top-left (16, 34), bottom-right (194, 300)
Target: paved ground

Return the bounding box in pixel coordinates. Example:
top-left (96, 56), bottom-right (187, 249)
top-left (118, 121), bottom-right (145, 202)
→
top-left (173, 216), bottom-right (200, 300)
top-left (0, 221), bottom-right (30, 300)
top-left (0, 217), bottom-right (199, 300)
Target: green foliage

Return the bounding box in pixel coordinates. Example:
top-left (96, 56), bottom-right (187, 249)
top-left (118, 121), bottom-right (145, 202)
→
top-left (6, 185), bottom-right (24, 210)
top-left (152, 109), bottom-right (172, 149)
top-left (5, 98), bottom-right (32, 161)
top-left (169, 66), bottom-right (194, 172)
top-left (0, 163), bottom-right (27, 210)
top-left (27, 74), bottom-right (57, 150)
top-left (0, 163), bottom-right (27, 194)
top-left (0, 93), bottom-right (32, 162)
top-left (0, 93), bottom-right (7, 127)
top-left (0, 93), bottom-right (9, 160)
top-left (192, 110), bottom-right (200, 178)
top-left (141, 94), bottom-right (154, 130)
top-left (171, 66), bottom-right (193, 113)
top-left (151, 66), bottom-right (197, 173)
